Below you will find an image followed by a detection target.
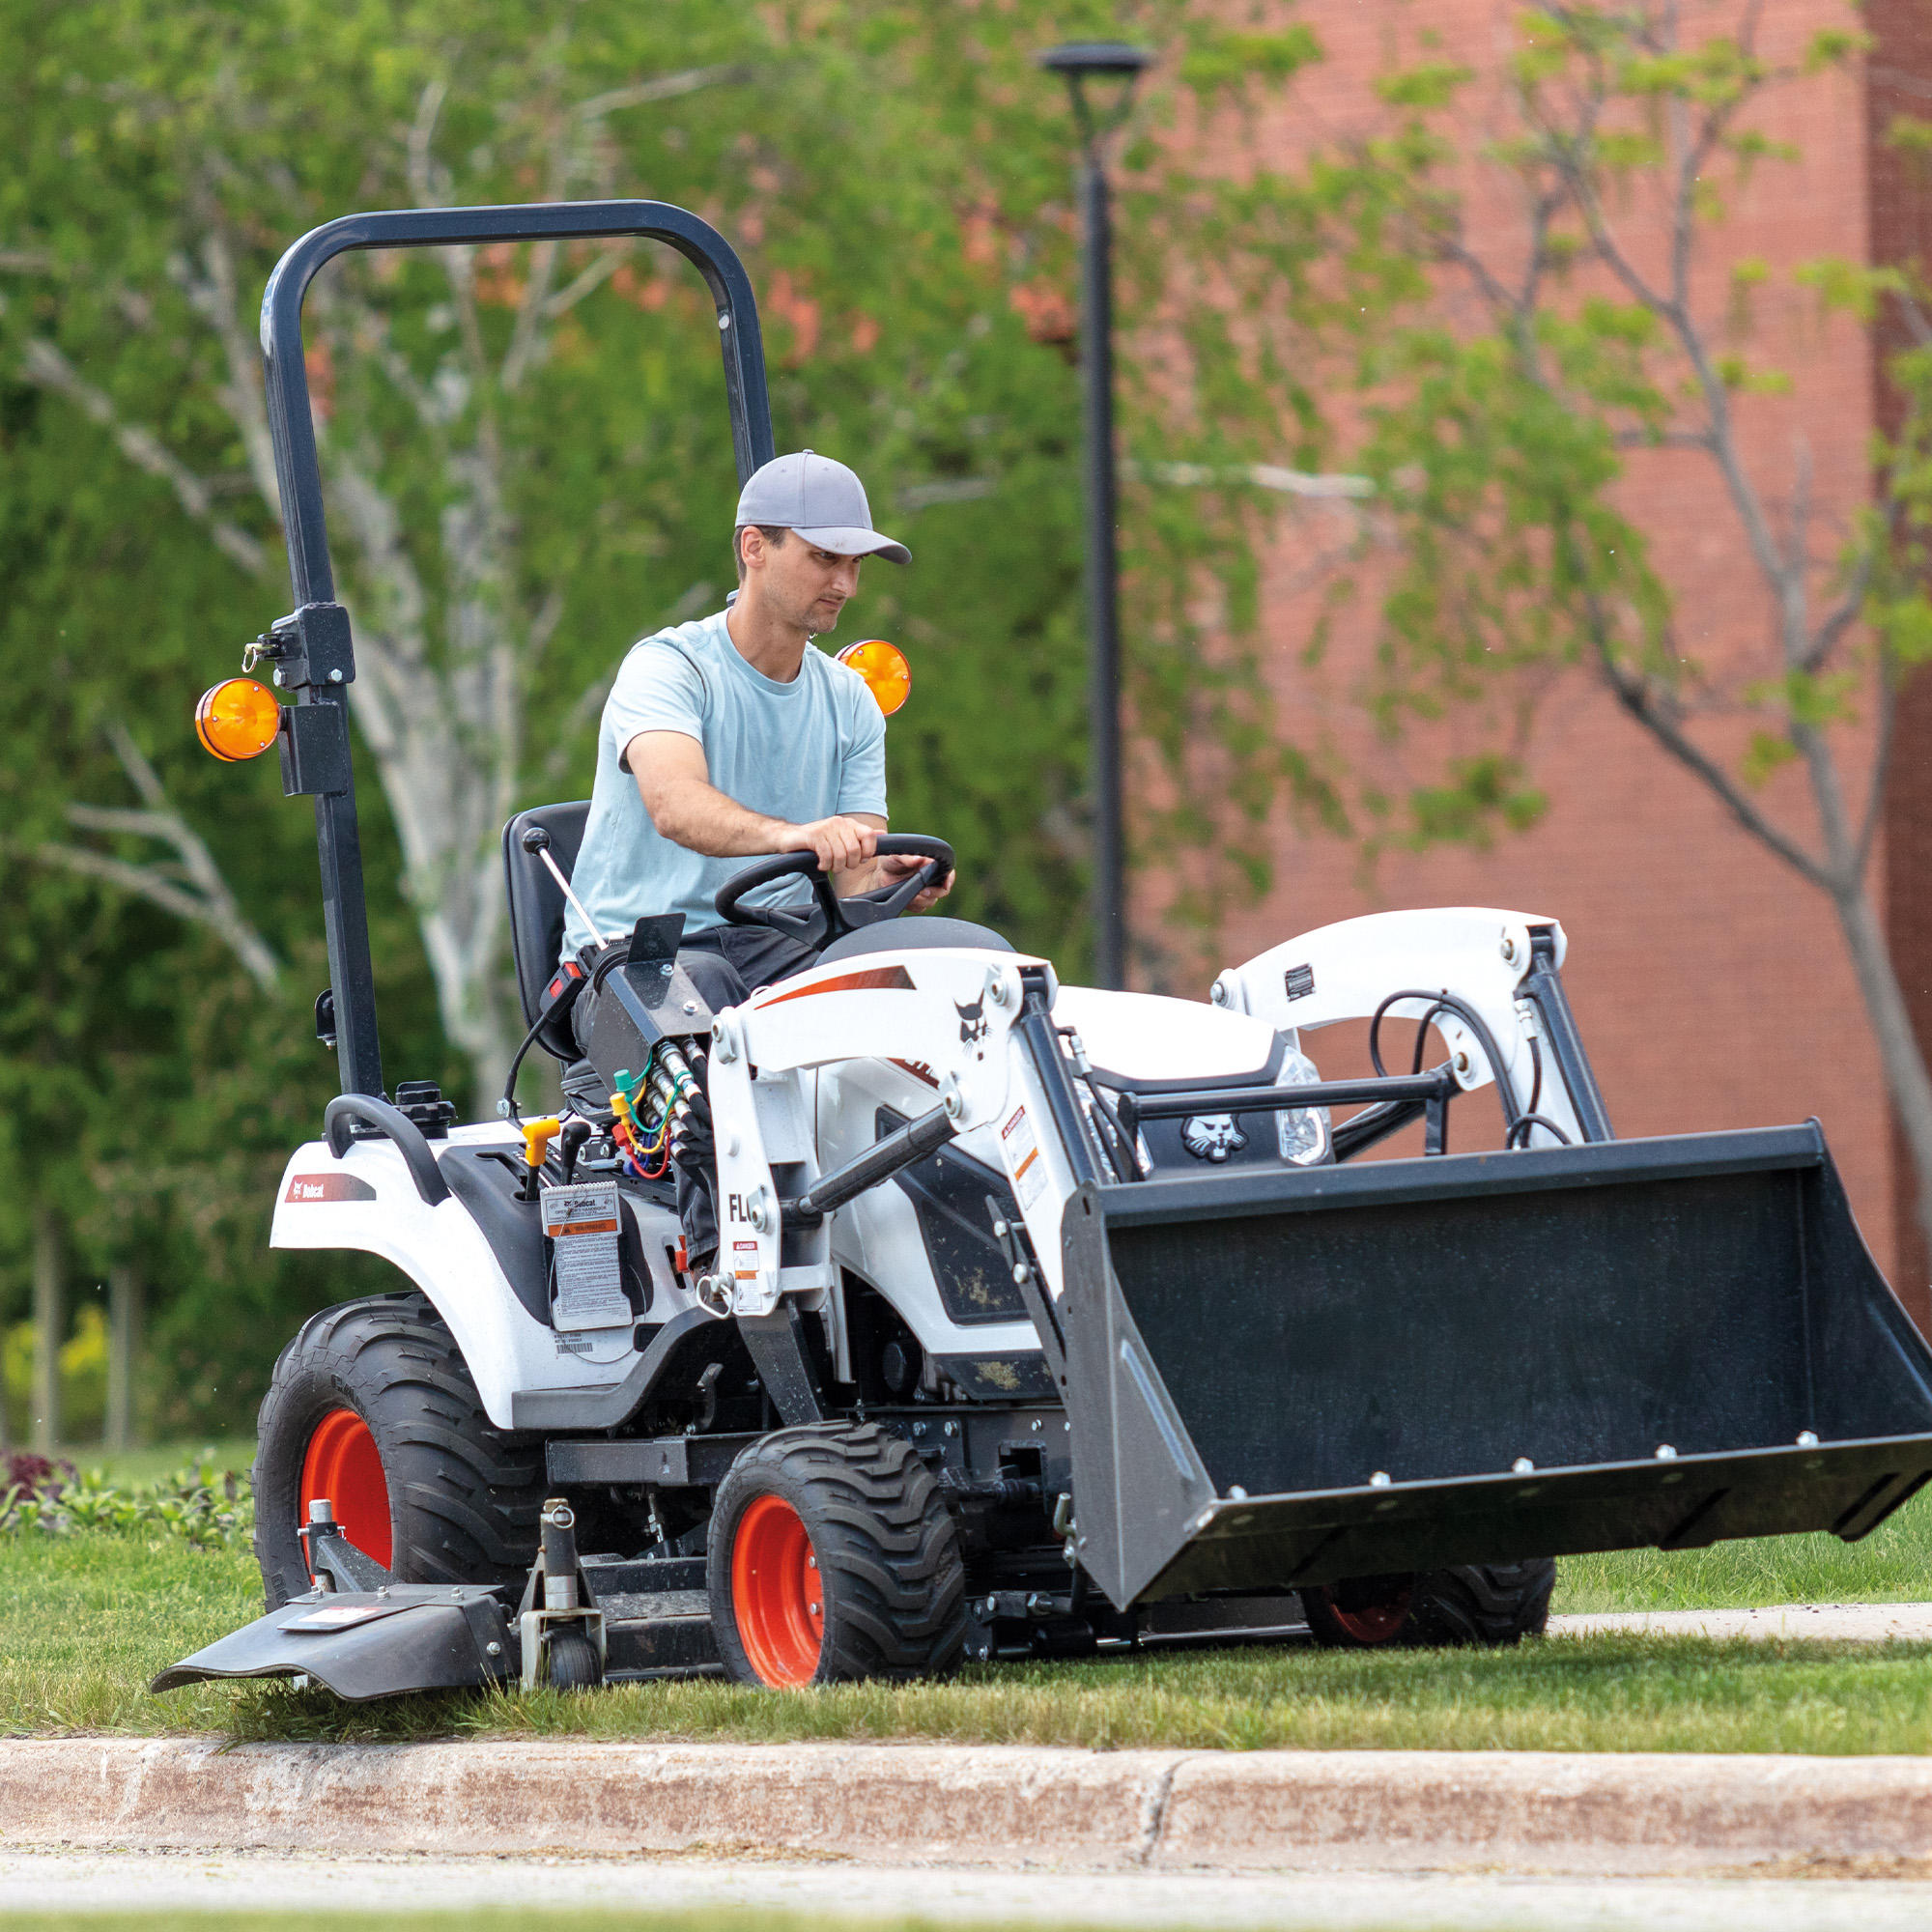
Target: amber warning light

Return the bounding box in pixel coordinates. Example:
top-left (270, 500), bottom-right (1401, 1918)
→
top-left (195, 677), bottom-right (282, 761)
top-left (837, 639), bottom-right (911, 717)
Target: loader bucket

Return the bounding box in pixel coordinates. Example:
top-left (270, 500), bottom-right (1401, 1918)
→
top-left (1057, 1122), bottom-right (1932, 1609)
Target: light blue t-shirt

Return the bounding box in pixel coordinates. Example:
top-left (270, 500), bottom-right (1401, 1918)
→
top-left (561, 611), bottom-right (889, 956)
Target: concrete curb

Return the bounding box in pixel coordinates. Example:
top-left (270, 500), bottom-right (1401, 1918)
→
top-left (6, 1739), bottom-right (1932, 1875)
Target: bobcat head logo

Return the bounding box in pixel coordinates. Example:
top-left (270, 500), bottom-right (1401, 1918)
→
top-left (1180, 1114), bottom-right (1248, 1163)
top-left (954, 996), bottom-right (988, 1045)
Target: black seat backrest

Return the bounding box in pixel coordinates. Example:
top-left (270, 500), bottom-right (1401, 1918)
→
top-left (502, 801), bottom-right (592, 1030)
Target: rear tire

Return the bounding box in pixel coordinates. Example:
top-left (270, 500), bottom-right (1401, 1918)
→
top-left (708, 1423), bottom-right (966, 1687)
top-left (1407, 1559), bottom-right (1556, 1646)
top-left (1302, 1560), bottom-right (1555, 1649)
top-left (253, 1291), bottom-right (546, 1607)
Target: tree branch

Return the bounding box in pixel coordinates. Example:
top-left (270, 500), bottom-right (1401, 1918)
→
top-left (35, 724), bottom-right (282, 993)
top-left (18, 339), bottom-right (271, 577)
top-left (1574, 575), bottom-right (1833, 890)
top-left (573, 63), bottom-right (756, 121)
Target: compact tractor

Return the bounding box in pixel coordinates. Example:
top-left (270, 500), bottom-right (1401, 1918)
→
top-left (159, 202), bottom-right (1932, 1698)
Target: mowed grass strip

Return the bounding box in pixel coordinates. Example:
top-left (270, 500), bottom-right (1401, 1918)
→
top-left (5, 1503), bottom-right (1932, 1752)
top-left (1557, 1489), bottom-right (1932, 1611)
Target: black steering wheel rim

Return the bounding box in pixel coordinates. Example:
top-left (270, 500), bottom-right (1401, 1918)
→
top-left (714, 835), bottom-right (956, 944)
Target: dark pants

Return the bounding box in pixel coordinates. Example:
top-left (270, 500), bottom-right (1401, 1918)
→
top-left (569, 923), bottom-right (822, 1270)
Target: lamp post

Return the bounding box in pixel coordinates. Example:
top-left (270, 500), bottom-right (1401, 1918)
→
top-left (1039, 41), bottom-right (1152, 991)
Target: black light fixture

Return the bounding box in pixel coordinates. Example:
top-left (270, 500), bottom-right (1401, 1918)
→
top-left (1038, 41), bottom-right (1153, 991)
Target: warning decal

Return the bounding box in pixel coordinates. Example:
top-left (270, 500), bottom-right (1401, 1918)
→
top-left (542, 1180), bottom-right (631, 1331)
top-left (1001, 1105), bottom-right (1046, 1210)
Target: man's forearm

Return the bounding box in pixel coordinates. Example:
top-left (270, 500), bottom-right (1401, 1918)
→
top-left (644, 775), bottom-right (797, 857)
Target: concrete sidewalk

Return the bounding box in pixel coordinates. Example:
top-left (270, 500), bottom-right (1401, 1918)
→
top-left (5, 1849), bottom-right (1932, 1930)
top-left (7, 1738), bottom-right (1932, 1878)
top-left (1551, 1603), bottom-right (1932, 1642)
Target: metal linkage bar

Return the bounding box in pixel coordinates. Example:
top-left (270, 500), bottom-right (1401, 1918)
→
top-left (1123, 1072), bottom-right (1457, 1122)
top-left (1520, 930), bottom-right (1614, 1144)
top-left (785, 1104), bottom-right (957, 1227)
top-left (1015, 968), bottom-right (1102, 1190)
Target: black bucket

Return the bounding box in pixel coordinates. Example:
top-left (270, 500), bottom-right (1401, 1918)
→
top-left (1058, 1122), bottom-right (1932, 1606)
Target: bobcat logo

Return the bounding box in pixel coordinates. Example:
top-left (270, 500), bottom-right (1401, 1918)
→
top-left (954, 996), bottom-right (988, 1046)
top-left (1180, 1114), bottom-right (1248, 1163)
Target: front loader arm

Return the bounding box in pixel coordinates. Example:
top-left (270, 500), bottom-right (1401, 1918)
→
top-left (712, 951), bottom-right (1098, 1320)
top-left (1213, 907), bottom-right (1600, 1149)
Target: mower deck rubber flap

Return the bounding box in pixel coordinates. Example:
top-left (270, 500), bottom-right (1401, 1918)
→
top-left (1059, 1122), bottom-right (1932, 1608)
top-left (151, 1585), bottom-right (511, 1701)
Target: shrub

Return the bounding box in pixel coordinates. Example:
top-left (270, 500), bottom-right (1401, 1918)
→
top-left (0, 1451), bottom-right (252, 1548)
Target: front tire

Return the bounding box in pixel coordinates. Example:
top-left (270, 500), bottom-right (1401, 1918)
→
top-left (1302, 1560), bottom-right (1555, 1649)
top-left (708, 1424), bottom-right (966, 1687)
top-left (252, 1291), bottom-right (546, 1607)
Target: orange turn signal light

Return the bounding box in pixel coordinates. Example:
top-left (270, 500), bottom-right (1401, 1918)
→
top-left (837, 639), bottom-right (911, 718)
top-left (195, 677), bottom-right (283, 762)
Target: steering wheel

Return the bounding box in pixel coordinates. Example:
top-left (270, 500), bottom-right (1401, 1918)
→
top-left (714, 835), bottom-right (955, 945)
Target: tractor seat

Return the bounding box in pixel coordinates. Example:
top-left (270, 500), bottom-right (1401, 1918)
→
top-left (502, 800), bottom-right (591, 1059)
top-left (816, 915), bottom-right (1015, 962)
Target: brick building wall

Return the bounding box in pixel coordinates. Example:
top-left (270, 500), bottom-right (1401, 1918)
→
top-left (1167, 2), bottom-right (1930, 1321)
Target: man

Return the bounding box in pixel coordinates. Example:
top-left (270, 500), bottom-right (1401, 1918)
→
top-left (565, 449), bottom-right (950, 1268)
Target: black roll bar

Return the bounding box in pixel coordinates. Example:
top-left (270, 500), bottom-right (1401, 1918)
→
top-left (259, 202), bottom-right (775, 1097)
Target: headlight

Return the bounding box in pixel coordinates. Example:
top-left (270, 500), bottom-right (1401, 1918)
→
top-left (1275, 1046), bottom-right (1331, 1166)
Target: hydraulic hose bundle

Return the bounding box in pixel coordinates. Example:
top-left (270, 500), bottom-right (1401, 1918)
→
top-left (611, 1042), bottom-right (707, 1181)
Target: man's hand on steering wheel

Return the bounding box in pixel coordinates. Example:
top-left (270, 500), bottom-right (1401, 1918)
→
top-left (783, 814), bottom-right (878, 882)
top-left (715, 832), bottom-right (956, 944)
top-left (875, 850), bottom-right (953, 912)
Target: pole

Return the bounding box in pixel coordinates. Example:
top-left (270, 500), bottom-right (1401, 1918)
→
top-left (32, 1205), bottom-right (62, 1455)
top-left (107, 1264), bottom-right (141, 1451)
top-left (1079, 146), bottom-right (1127, 990)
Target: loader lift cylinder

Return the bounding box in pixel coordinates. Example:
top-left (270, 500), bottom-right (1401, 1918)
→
top-left (256, 202), bottom-right (775, 1096)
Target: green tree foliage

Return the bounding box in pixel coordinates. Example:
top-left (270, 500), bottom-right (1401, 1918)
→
top-left (0, 0), bottom-right (1339, 1429)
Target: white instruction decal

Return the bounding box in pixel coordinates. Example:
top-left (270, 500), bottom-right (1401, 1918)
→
top-left (542, 1180), bottom-right (631, 1331)
top-left (1001, 1105), bottom-right (1046, 1210)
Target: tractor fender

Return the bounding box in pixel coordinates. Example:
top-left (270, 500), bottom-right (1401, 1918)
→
top-left (270, 1128), bottom-right (634, 1430)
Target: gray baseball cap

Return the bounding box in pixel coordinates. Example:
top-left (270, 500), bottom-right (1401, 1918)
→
top-left (734, 449), bottom-right (910, 565)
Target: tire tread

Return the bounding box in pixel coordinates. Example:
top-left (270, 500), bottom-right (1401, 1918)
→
top-left (252, 1292), bottom-right (544, 1605)
top-left (709, 1423), bottom-right (966, 1684)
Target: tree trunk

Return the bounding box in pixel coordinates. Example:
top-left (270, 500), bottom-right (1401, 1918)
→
top-left (106, 1264), bottom-right (141, 1451)
top-left (31, 1207), bottom-right (62, 1455)
top-left (1832, 882), bottom-right (1932, 1333)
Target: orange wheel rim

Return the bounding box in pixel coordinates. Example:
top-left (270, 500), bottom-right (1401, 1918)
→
top-left (731, 1493), bottom-right (824, 1686)
top-left (1321, 1577), bottom-right (1412, 1644)
top-left (299, 1407), bottom-right (392, 1570)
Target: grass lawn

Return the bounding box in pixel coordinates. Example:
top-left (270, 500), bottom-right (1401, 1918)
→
top-left (4, 1486), bottom-right (1932, 1753)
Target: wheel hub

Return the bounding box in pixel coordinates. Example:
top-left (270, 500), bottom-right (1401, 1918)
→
top-left (730, 1493), bottom-right (825, 1686)
top-left (299, 1406), bottom-right (393, 1570)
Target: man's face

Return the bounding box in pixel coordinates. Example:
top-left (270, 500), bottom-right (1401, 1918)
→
top-left (748, 530), bottom-right (863, 634)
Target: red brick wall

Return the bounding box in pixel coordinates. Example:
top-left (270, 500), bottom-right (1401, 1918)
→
top-left (1872, 1), bottom-right (1932, 1308)
top-left (1166, 3), bottom-right (1923, 1312)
